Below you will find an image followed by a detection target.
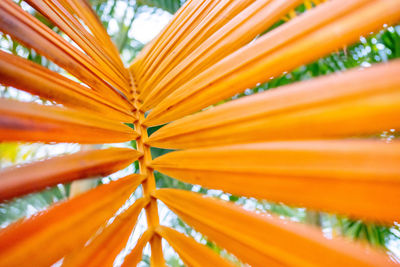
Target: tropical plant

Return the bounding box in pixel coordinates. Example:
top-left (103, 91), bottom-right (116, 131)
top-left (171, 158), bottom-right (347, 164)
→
top-left (136, 0), bottom-right (183, 14)
top-left (0, 0), bottom-right (400, 266)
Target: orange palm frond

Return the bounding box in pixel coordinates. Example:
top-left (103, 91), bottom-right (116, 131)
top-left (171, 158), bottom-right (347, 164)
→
top-left (156, 226), bottom-right (235, 267)
top-left (0, 148), bottom-right (141, 201)
top-left (62, 197), bottom-right (147, 267)
top-left (144, 0), bottom-right (400, 126)
top-left (136, 0), bottom-right (220, 89)
top-left (0, 174), bottom-right (143, 266)
top-left (136, 0), bottom-right (255, 100)
top-left (25, 0), bottom-right (130, 91)
top-left (61, 0), bottom-right (126, 67)
top-left (147, 60), bottom-right (400, 148)
top-left (121, 230), bottom-right (153, 267)
top-left (0, 0), bottom-right (399, 266)
top-left (0, 99), bottom-right (138, 143)
top-left (0, 50), bottom-right (134, 121)
top-left (154, 188), bottom-right (395, 266)
top-left (139, 0), bottom-right (304, 110)
top-left (151, 140), bottom-right (400, 222)
top-left (0, 0), bottom-right (131, 108)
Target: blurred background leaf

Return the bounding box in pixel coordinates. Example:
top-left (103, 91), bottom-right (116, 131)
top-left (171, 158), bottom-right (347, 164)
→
top-left (136, 0), bottom-right (183, 14)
